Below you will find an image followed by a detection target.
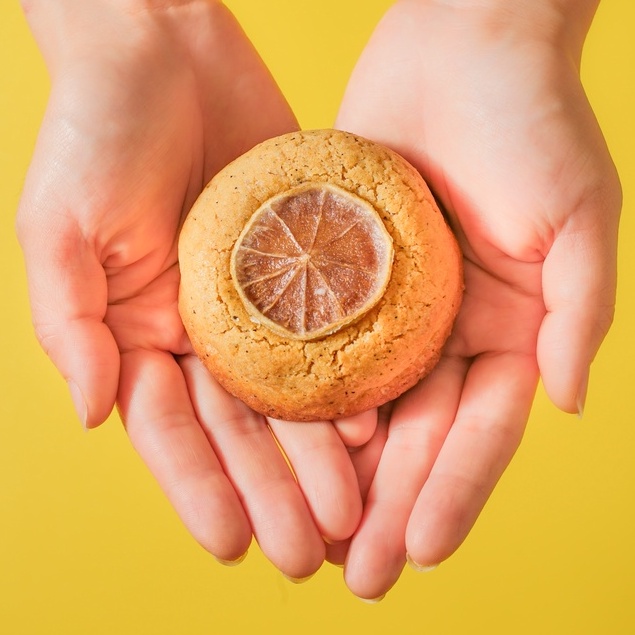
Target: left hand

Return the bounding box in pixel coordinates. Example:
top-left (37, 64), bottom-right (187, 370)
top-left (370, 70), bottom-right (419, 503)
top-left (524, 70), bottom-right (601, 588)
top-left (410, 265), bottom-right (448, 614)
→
top-left (333, 0), bottom-right (621, 600)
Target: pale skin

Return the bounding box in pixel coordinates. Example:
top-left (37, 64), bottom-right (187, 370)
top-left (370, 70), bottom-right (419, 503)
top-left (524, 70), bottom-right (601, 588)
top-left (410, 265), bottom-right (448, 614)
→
top-left (331, 0), bottom-right (621, 599)
top-left (17, 0), bottom-right (366, 579)
top-left (17, 0), bottom-right (620, 600)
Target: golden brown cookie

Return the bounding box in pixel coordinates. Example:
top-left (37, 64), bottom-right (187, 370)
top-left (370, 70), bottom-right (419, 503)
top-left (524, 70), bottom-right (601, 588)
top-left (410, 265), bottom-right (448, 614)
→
top-left (178, 129), bottom-right (463, 421)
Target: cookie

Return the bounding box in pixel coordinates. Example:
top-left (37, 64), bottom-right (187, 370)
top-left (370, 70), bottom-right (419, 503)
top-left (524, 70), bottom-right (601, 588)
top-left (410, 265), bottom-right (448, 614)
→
top-left (178, 129), bottom-right (463, 421)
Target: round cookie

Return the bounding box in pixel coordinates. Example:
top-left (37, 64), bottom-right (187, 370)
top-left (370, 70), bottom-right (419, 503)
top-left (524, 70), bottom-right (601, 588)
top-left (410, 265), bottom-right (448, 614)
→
top-left (178, 129), bottom-right (463, 421)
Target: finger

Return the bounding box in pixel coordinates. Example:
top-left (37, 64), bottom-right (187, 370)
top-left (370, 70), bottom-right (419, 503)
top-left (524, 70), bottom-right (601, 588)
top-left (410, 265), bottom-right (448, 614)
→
top-left (325, 539), bottom-right (350, 567)
top-left (118, 350), bottom-right (252, 563)
top-left (539, 203), bottom-right (620, 415)
top-left (268, 418), bottom-right (362, 543)
top-left (324, 410), bottom-right (389, 567)
top-left (16, 209), bottom-right (119, 428)
top-left (180, 355), bottom-right (325, 579)
top-left (405, 352), bottom-right (538, 569)
top-left (343, 357), bottom-right (467, 600)
top-left (347, 403), bottom-right (391, 502)
top-left (332, 408), bottom-right (378, 448)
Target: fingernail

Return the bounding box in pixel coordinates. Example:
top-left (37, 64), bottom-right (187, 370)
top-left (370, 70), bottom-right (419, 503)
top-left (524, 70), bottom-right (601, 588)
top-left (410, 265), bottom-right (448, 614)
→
top-left (215, 551), bottom-right (248, 567)
top-left (406, 553), bottom-right (438, 573)
top-left (357, 593), bottom-right (386, 604)
top-left (282, 572), bottom-right (315, 584)
top-left (577, 367), bottom-right (590, 419)
top-left (67, 380), bottom-right (88, 429)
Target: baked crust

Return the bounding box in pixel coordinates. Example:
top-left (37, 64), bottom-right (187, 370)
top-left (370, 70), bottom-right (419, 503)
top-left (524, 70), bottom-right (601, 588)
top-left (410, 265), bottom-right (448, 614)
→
top-left (178, 129), bottom-right (463, 421)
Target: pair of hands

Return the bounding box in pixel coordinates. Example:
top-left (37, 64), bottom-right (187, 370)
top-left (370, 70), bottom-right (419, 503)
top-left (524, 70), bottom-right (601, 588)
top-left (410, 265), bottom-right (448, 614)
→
top-left (17, 0), bottom-right (620, 600)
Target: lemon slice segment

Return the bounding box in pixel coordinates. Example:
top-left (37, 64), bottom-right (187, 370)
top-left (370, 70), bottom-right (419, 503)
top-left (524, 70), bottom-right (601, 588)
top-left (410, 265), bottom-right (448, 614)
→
top-left (230, 183), bottom-right (394, 340)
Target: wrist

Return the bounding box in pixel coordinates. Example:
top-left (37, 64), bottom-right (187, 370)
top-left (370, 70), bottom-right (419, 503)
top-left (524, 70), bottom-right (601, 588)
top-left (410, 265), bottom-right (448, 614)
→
top-left (21, 0), bottom-right (222, 73)
top-left (424, 0), bottom-right (598, 16)
top-left (420, 0), bottom-right (599, 53)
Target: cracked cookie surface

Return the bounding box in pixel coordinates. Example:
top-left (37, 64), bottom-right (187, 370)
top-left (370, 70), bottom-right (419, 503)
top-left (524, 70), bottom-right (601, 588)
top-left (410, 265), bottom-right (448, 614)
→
top-left (178, 129), bottom-right (463, 421)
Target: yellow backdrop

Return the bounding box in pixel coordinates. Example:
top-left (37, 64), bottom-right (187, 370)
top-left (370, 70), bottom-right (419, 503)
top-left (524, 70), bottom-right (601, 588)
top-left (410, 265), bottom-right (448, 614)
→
top-left (1, 1), bottom-right (634, 633)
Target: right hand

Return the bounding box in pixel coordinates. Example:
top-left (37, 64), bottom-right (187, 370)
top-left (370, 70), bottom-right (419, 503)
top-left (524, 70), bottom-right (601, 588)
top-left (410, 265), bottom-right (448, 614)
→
top-left (17, 0), bottom-right (367, 580)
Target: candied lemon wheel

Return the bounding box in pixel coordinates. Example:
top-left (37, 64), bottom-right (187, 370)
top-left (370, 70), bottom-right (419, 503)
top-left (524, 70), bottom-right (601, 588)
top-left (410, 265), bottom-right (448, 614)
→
top-left (230, 182), bottom-right (394, 340)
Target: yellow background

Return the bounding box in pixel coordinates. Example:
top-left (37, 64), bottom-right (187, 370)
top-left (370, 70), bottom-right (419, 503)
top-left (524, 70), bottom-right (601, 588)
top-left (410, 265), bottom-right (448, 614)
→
top-left (1, 1), bottom-right (634, 633)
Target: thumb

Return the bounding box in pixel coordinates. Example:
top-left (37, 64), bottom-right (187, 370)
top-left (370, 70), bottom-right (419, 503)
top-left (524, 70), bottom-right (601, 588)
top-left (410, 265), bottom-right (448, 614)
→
top-left (17, 189), bottom-right (120, 429)
top-left (538, 189), bottom-right (621, 415)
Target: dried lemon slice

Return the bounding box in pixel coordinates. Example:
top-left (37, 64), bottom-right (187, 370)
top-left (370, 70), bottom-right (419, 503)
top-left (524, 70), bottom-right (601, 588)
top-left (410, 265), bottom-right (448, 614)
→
top-left (230, 182), bottom-right (394, 340)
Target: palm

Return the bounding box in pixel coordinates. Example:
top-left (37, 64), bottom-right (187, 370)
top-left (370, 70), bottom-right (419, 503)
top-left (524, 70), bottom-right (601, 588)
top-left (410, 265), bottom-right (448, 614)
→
top-left (335, 0), bottom-right (620, 599)
top-left (19, 2), bottom-right (365, 580)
